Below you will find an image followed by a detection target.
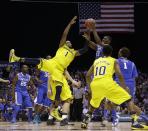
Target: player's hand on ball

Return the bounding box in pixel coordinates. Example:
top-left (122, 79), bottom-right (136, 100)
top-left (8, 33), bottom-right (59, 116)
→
top-left (91, 19), bottom-right (96, 30)
top-left (70, 16), bottom-right (77, 25)
top-left (84, 18), bottom-right (96, 30)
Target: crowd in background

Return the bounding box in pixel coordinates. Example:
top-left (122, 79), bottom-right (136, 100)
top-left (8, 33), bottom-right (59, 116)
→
top-left (0, 63), bottom-right (148, 122)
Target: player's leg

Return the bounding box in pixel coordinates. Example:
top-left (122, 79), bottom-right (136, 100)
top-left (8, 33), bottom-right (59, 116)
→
top-left (0, 103), bottom-right (4, 121)
top-left (126, 83), bottom-right (140, 126)
top-left (81, 80), bottom-right (105, 129)
top-left (109, 102), bottom-right (119, 126)
top-left (33, 87), bottom-right (44, 124)
top-left (11, 91), bottom-right (22, 123)
top-left (9, 49), bottom-right (40, 63)
top-left (23, 91), bottom-right (33, 122)
top-left (47, 81), bottom-right (63, 125)
top-left (105, 81), bottom-right (148, 129)
top-left (59, 78), bottom-right (74, 126)
top-left (101, 100), bottom-right (118, 127)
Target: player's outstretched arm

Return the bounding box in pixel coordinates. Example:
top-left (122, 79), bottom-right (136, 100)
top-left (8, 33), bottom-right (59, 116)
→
top-left (59, 16), bottom-right (77, 47)
top-left (64, 70), bottom-right (81, 87)
top-left (86, 64), bottom-right (94, 87)
top-left (75, 32), bottom-right (91, 56)
top-left (82, 32), bottom-right (97, 51)
top-left (0, 78), bottom-right (10, 83)
top-left (114, 60), bottom-right (129, 92)
top-left (91, 22), bottom-right (102, 46)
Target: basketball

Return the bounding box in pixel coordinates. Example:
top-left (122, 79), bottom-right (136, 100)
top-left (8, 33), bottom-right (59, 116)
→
top-left (84, 18), bottom-right (95, 29)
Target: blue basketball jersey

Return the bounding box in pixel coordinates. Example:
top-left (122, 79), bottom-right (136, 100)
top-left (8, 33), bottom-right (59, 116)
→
top-left (115, 57), bottom-right (138, 83)
top-left (15, 72), bottom-right (31, 91)
top-left (38, 71), bottom-right (48, 88)
top-left (96, 45), bottom-right (103, 59)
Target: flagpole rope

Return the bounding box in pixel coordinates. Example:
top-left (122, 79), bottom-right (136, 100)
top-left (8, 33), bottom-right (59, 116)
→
top-left (9, 0), bottom-right (148, 4)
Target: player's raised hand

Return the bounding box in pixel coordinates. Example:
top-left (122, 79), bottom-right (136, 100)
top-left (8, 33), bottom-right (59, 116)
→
top-left (70, 16), bottom-right (77, 25)
top-left (82, 31), bottom-right (90, 41)
top-left (91, 20), bottom-right (96, 30)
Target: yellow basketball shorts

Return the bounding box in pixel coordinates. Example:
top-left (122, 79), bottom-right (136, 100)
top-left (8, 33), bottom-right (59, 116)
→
top-left (90, 78), bottom-right (131, 108)
top-left (48, 76), bottom-right (73, 101)
top-left (37, 58), bottom-right (64, 83)
top-left (38, 59), bottom-right (72, 101)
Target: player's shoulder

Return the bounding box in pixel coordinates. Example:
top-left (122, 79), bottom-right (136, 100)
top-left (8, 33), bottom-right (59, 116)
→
top-left (108, 56), bottom-right (116, 61)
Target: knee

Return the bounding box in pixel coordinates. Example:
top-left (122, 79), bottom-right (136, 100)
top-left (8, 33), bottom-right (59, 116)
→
top-left (55, 86), bottom-right (62, 101)
top-left (63, 98), bottom-right (73, 103)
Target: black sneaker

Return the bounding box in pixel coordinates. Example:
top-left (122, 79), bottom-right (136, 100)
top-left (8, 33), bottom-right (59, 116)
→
top-left (47, 118), bottom-right (56, 125)
top-left (81, 122), bottom-right (88, 129)
top-left (60, 118), bottom-right (68, 126)
top-left (81, 113), bottom-right (90, 129)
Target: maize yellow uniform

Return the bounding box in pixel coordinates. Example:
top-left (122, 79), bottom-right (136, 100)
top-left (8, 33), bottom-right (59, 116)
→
top-left (38, 44), bottom-right (77, 101)
top-left (90, 56), bottom-right (131, 108)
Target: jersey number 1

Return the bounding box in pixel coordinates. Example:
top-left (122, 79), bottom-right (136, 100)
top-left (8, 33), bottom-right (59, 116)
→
top-left (95, 66), bottom-right (106, 76)
top-left (65, 51), bottom-right (68, 57)
top-left (124, 62), bottom-right (127, 69)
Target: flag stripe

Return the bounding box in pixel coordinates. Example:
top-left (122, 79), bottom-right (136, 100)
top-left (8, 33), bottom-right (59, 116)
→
top-left (80, 24), bottom-right (134, 28)
top-left (100, 5), bottom-right (134, 8)
top-left (79, 2), bottom-right (135, 33)
top-left (101, 14), bottom-right (134, 18)
top-left (80, 19), bottom-right (134, 22)
top-left (80, 29), bottom-right (135, 32)
top-left (101, 10), bottom-right (134, 13)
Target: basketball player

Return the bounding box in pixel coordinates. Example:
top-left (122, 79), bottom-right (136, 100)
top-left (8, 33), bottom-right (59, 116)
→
top-left (115, 47), bottom-right (148, 129)
top-left (11, 65), bottom-right (35, 123)
top-left (9, 16), bottom-right (89, 126)
top-left (81, 45), bottom-right (148, 130)
top-left (33, 69), bottom-right (53, 124)
top-left (83, 22), bottom-right (119, 126)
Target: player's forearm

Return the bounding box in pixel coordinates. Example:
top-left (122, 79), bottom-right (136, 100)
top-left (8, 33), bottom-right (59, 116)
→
top-left (92, 29), bottom-right (102, 45)
top-left (65, 70), bottom-right (74, 83)
top-left (88, 40), bottom-right (97, 50)
top-left (86, 75), bottom-right (91, 87)
top-left (12, 86), bottom-right (15, 100)
top-left (62, 24), bottom-right (71, 38)
top-left (86, 65), bottom-right (93, 86)
top-left (118, 74), bottom-right (127, 89)
top-left (77, 42), bottom-right (89, 56)
top-left (59, 24), bottom-right (72, 47)
top-left (0, 78), bottom-right (7, 83)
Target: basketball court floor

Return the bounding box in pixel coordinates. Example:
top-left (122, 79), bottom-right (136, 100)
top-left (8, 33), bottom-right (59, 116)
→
top-left (0, 122), bottom-right (143, 131)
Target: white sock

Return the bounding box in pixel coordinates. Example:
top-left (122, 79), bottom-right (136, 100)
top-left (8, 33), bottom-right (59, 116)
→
top-left (62, 114), bottom-right (68, 119)
top-left (48, 115), bottom-right (53, 120)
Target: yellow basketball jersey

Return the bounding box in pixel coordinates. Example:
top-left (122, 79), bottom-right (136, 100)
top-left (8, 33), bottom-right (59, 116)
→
top-left (52, 44), bottom-right (77, 69)
top-left (93, 56), bottom-right (116, 80)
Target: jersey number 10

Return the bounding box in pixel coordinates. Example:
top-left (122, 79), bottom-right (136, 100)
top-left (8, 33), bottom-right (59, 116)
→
top-left (95, 66), bottom-right (106, 76)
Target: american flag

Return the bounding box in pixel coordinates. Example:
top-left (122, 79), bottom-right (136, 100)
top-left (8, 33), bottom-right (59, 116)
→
top-left (78, 2), bottom-right (135, 33)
